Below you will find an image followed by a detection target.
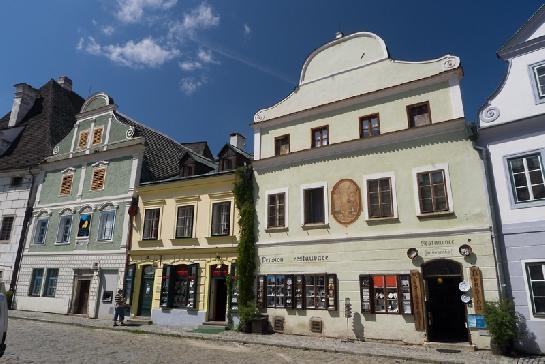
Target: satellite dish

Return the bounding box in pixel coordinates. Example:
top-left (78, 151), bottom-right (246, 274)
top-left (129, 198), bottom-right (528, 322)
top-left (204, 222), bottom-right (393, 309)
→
top-left (459, 281), bottom-right (471, 292)
top-left (461, 292), bottom-right (472, 304)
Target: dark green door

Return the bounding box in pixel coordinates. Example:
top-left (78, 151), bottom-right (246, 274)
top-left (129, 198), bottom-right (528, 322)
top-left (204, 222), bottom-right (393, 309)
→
top-left (138, 265), bottom-right (155, 317)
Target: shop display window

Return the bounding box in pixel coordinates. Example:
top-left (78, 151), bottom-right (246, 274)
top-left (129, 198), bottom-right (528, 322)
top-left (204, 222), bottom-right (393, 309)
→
top-left (229, 263), bottom-right (239, 312)
top-left (359, 274), bottom-right (412, 314)
top-left (160, 264), bottom-right (199, 309)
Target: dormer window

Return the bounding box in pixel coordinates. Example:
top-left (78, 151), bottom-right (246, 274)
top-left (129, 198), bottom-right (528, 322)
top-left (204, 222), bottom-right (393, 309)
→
top-left (181, 165), bottom-right (194, 177)
top-left (78, 129), bottom-right (89, 150)
top-left (533, 64), bottom-right (545, 99)
top-left (220, 158), bottom-right (234, 171)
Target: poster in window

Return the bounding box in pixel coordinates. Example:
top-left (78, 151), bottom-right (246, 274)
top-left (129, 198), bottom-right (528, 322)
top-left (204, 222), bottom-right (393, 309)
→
top-left (331, 179), bottom-right (361, 225)
top-left (77, 213), bottom-right (91, 238)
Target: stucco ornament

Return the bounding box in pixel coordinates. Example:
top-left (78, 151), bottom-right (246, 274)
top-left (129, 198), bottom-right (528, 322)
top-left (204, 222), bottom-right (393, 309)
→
top-left (442, 57), bottom-right (457, 70)
top-left (126, 126), bottom-right (135, 139)
top-left (331, 179), bottom-right (361, 225)
top-left (481, 106), bottom-right (501, 123)
top-left (52, 145), bottom-right (59, 155)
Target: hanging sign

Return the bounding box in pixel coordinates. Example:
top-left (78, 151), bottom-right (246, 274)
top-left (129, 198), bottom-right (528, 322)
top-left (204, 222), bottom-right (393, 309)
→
top-left (470, 266), bottom-right (485, 314)
top-left (410, 270), bottom-right (425, 331)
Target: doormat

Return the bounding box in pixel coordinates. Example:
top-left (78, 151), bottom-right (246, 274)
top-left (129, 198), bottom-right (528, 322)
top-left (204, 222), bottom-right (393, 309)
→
top-left (192, 327), bottom-right (225, 335)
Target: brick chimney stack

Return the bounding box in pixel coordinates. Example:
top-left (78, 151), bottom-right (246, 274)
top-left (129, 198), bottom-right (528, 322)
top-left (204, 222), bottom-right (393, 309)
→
top-left (57, 76), bottom-right (72, 92)
top-left (8, 83), bottom-right (38, 127)
top-left (229, 132), bottom-right (246, 150)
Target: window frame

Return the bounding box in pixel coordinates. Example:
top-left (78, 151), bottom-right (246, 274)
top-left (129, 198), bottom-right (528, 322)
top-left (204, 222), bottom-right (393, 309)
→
top-left (77, 129), bottom-right (90, 150)
top-left (529, 61), bottom-right (545, 104)
top-left (311, 125), bottom-right (329, 148)
top-left (33, 217), bottom-right (49, 245)
top-left (211, 201), bottom-right (232, 236)
top-left (56, 215), bottom-right (73, 245)
top-left (0, 215), bottom-right (15, 242)
top-left (28, 268), bottom-right (45, 297)
top-left (142, 207), bottom-right (161, 240)
top-left (300, 182), bottom-right (328, 226)
top-left (407, 101), bottom-right (432, 128)
top-left (359, 113), bottom-right (381, 138)
top-left (362, 172), bottom-right (398, 220)
top-left (412, 164), bottom-right (454, 217)
top-left (175, 205), bottom-right (195, 239)
top-left (42, 268), bottom-right (59, 298)
top-left (360, 274), bottom-right (412, 315)
top-left (265, 187), bottom-right (288, 230)
top-left (59, 173), bottom-right (74, 196)
top-left (97, 209), bottom-right (116, 242)
top-left (522, 259), bottom-right (545, 320)
top-left (274, 134), bottom-right (290, 156)
top-left (91, 126), bottom-right (104, 145)
top-left (90, 167), bottom-right (106, 191)
top-left (506, 152), bottom-right (545, 205)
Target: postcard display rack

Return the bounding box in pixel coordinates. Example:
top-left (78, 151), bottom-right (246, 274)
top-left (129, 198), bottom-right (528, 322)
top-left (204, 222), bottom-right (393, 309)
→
top-left (359, 274), bottom-right (412, 314)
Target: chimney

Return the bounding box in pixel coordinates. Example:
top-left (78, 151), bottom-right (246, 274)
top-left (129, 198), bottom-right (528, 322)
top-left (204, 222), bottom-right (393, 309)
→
top-left (8, 83), bottom-right (38, 127)
top-left (229, 132), bottom-right (246, 150)
top-left (57, 76), bottom-right (72, 92)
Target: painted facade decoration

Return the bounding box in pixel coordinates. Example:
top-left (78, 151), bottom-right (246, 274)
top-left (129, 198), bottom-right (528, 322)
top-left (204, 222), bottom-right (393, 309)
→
top-left (0, 78), bottom-right (83, 292)
top-left (252, 32), bottom-right (499, 348)
top-left (128, 135), bottom-right (250, 327)
top-left (477, 5), bottom-right (545, 354)
top-left (15, 92), bottom-right (187, 318)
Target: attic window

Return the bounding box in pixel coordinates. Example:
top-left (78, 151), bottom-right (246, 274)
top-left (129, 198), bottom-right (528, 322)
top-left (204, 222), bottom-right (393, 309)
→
top-left (181, 165), bottom-right (194, 177)
top-left (407, 102), bottom-right (431, 128)
top-left (220, 158), bottom-right (234, 171)
top-left (92, 127), bottom-right (103, 145)
top-left (10, 176), bottom-right (23, 187)
top-left (91, 168), bottom-right (106, 191)
top-left (78, 130), bottom-right (89, 150)
top-left (60, 174), bottom-right (74, 196)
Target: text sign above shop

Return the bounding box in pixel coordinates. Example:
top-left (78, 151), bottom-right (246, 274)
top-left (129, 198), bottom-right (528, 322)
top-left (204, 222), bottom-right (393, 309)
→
top-left (260, 255), bottom-right (330, 265)
top-left (420, 239), bottom-right (455, 257)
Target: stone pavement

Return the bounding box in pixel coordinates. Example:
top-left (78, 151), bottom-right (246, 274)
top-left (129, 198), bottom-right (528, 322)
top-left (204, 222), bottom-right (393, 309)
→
top-left (7, 310), bottom-right (544, 364)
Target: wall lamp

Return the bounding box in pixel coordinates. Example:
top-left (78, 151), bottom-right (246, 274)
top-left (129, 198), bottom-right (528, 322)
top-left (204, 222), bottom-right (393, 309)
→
top-left (407, 248), bottom-right (419, 260)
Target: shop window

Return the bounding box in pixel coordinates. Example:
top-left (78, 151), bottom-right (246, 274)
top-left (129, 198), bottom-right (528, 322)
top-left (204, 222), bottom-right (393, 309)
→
top-left (0, 216), bottom-right (15, 241)
top-left (526, 262), bottom-right (545, 316)
top-left (407, 102), bottom-right (431, 128)
top-left (508, 154), bottom-right (545, 203)
top-left (91, 168), bottom-right (106, 191)
top-left (160, 264), bottom-right (199, 309)
top-left (92, 127), bottom-right (103, 145)
top-left (42, 268), bottom-right (59, 297)
top-left (78, 129), bottom-right (89, 150)
top-left (175, 205), bottom-right (194, 238)
top-left (266, 275), bottom-right (293, 308)
top-left (33, 218), bottom-right (49, 245)
top-left (360, 114), bottom-right (380, 138)
top-left (359, 274), bottom-right (412, 314)
top-left (77, 213), bottom-right (92, 239)
top-left (211, 202), bottom-right (231, 236)
top-left (267, 192), bottom-right (286, 228)
top-left (303, 187), bottom-right (325, 224)
top-left (143, 208), bottom-right (160, 240)
top-left (28, 268), bottom-right (44, 296)
top-left (417, 170), bottom-right (449, 214)
top-left (56, 215), bottom-right (72, 244)
top-left (311, 126), bottom-right (329, 148)
top-left (367, 177), bottom-right (393, 218)
top-left (275, 135), bottom-right (290, 156)
top-left (59, 174), bottom-right (74, 196)
top-left (98, 210), bottom-right (116, 241)
top-left (229, 263), bottom-right (239, 312)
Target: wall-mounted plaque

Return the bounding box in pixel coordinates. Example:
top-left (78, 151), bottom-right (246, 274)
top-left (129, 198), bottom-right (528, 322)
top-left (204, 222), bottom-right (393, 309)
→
top-left (331, 179), bottom-right (361, 225)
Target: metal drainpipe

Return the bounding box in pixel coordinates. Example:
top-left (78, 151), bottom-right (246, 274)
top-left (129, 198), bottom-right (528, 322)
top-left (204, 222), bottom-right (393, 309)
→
top-left (123, 197), bottom-right (138, 305)
top-left (473, 144), bottom-right (510, 297)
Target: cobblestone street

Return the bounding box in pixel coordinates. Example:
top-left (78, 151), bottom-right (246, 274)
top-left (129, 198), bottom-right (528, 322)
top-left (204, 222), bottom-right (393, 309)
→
top-left (4, 319), bottom-right (415, 364)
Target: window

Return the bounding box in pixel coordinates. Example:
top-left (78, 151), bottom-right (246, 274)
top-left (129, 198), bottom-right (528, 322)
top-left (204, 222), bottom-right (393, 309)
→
top-left (92, 127), bottom-right (103, 145)
top-left (28, 268), bottom-right (44, 296)
top-left (77, 213), bottom-right (91, 238)
top-left (305, 274), bottom-right (326, 309)
top-left (60, 174), bottom-right (74, 196)
top-left (43, 269), bottom-right (59, 297)
top-left (508, 154), bottom-right (545, 203)
top-left (78, 129), bottom-right (89, 149)
top-left (34, 218), bottom-right (49, 244)
top-left (526, 263), bottom-right (545, 316)
top-left (367, 178), bottom-right (393, 218)
top-left (98, 210), bottom-right (116, 241)
top-left (10, 176), bottom-right (23, 187)
top-left (181, 165), bottom-right (194, 177)
top-left (266, 275), bottom-right (291, 308)
top-left (91, 168), bottom-right (106, 191)
top-left (143, 208), bottom-right (160, 240)
top-left (360, 114), bottom-right (380, 138)
top-left (211, 202), bottom-right (231, 236)
top-left (0, 216), bottom-right (15, 241)
top-left (311, 126), bottom-right (329, 148)
top-left (56, 215), bottom-right (72, 244)
top-left (360, 274), bottom-right (412, 314)
top-left (220, 158), bottom-right (234, 171)
top-left (303, 187), bottom-right (325, 225)
top-left (533, 64), bottom-right (545, 98)
top-left (407, 102), bottom-right (431, 128)
top-left (267, 193), bottom-right (286, 228)
top-left (159, 264), bottom-right (199, 309)
top-left (417, 170), bottom-right (449, 213)
top-left (175, 206), bottom-right (194, 238)
top-left (275, 135), bottom-right (290, 156)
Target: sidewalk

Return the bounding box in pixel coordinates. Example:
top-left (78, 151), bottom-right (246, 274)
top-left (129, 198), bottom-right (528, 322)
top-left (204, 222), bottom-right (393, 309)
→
top-left (7, 310), bottom-right (539, 364)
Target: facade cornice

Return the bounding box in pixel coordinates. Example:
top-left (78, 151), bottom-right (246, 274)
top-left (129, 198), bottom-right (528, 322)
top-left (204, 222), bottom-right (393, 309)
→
top-left (129, 246), bottom-right (238, 256)
top-left (76, 104), bottom-right (116, 121)
top-left (138, 170), bottom-right (235, 192)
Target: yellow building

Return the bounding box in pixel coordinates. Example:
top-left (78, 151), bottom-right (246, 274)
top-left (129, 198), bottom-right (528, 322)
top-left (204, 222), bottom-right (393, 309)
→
top-left (127, 135), bottom-right (250, 326)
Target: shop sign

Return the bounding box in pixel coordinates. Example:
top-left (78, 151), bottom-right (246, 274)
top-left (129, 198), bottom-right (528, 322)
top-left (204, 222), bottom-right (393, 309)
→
top-left (410, 270), bottom-right (425, 331)
top-left (470, 266), bottom-right (485, 314)
top-left (211, 265), bottom-right (228, 277)
top-left (260, 255), bottom-right (330, 264)
top-left (468, 314), bottom-right (487, 329)
top-left (260, 256), bottom-right (284, 264)
top-left (420, 239), bottom-right (455, 257)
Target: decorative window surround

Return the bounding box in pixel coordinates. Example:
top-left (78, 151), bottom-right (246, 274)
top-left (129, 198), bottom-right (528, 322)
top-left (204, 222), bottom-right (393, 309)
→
top-left (92, 126), bottom-right (104, 145)
top-left (300, 182), bottom-right (329, 227)
top-left (32, 218), bottom-right (49, 245)
top-left (503, 149), bottom-right (545, 209)
top-left (59, 170), bottom-right (75, 196)
top-left (412, 163), bottom-right (454, 217)
top-left (265, 187), bottom-right (289, 231)
top-left (55, 215), bottom-right (73, 245)
top-left (91, 160), bottom-right (110, 167)
top-left (97, 209), bottom-right (116, 242)
top-left (77, 129), bottom-right (90, 150)
top-left (96, 202), bottom-right (119, 211)
top-left (90, 167), bottom-right (106, 191)
top-left (529, 60), bottom-right (545, 105)
top-left (174, 198), bottom-right (199, 239)
top-left (362, 172), bottom-right (398, 221)
top-left (521, 259), bottom-right (545, 320)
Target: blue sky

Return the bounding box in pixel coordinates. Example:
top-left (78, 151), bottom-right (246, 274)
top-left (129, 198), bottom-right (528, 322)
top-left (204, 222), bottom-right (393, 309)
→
top-left (0, 1), bottom-right (543, 154)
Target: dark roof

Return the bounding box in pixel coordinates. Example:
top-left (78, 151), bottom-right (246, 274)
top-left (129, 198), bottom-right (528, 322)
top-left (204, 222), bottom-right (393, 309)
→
top-left (0, 80), bottom-right (84, 172)
top-left (180, 141), bottom-right (213, 159)
top-left (218, 143), bottom-right (253, 160)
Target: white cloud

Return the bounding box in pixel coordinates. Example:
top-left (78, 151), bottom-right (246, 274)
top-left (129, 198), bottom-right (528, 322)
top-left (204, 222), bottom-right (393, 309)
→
top-left (243, 23), bottom-right (251, 36)
top-left (77, 37), bottom-right (179, 68)
top-left (178, 61), bottom-right (202, 71)
top-left (116, 0), bottom-right (177, 23)
top-left (180, 76), bottom-right (206, 95)
top-left (169, 3), bottom-right (219, 38)
top-left (197, 48), bottom-right (216, 64)
top-left (102, 25), bottom-right (115, 36)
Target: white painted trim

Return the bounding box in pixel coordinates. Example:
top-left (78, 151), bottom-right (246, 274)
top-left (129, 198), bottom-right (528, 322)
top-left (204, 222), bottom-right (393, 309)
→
top-left (265, 187), bottom-right (289, 229)
top-left (448, 76), bottom-right (464, 119)
top-left (23, 250), bottom-right (126, 256)
top-left (253, 128), bottom-right (261, 160)
top-left (90, 160), bottom-right (110, 167)
top-left (35, 172), bottom-right (45, 205)
top-left (103, 116), bottom-right (112, 146)
top-left (520, 259), bottom-right (545, 321)
top-left (299, 182), bottom-right (328, 226)
top-left (69, 125), bottom-right (78, 155)
top-left (115, 205), bottom-right (126, 247)
top-left (78, 205), bottom-right (94, 214)
top-left (128, 156), bottom-right (138, 192)
top-left (411, 163), bottom-right (454, 216)
top-left (34, 193), bottom-right (132, 209)
top-left (76, 165), bottom-right (86, 198)
top-left (362, 171), bottom-right (398, 220)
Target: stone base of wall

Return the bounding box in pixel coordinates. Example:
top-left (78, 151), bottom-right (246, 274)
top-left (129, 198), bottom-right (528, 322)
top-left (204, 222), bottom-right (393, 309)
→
top-left (151, 308), bottom-right (206, 326)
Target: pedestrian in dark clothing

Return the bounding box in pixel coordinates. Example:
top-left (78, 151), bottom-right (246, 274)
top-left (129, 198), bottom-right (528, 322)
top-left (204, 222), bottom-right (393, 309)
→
top-left (113, 289), bottom-right (126, 326)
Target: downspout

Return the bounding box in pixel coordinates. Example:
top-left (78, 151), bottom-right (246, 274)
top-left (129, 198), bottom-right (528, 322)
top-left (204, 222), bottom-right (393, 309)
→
top-left (123, 197), bottom-right (138, 303)
top-left (473, 143), bottom-right (510, 297)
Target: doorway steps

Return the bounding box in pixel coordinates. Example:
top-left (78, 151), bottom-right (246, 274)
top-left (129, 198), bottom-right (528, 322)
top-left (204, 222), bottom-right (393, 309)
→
top-left (424, 342), bottom-right (476, 352)
top-left (194, 322), bottom-right (228, 334)
top-left (125, 317), bottom-right (153, 326)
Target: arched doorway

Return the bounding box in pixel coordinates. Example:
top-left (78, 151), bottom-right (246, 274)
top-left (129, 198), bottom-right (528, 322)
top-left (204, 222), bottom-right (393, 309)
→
top-left (422, 259), bottom-right (468, 342)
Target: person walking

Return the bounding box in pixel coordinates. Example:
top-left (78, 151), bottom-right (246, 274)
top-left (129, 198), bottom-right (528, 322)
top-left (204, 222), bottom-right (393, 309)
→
top-left (113, 289), bottom-right (126, 326)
